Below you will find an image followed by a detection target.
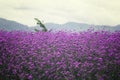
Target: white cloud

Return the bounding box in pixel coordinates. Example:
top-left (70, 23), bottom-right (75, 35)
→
top-left (0, 0), bottom-right (120, 26)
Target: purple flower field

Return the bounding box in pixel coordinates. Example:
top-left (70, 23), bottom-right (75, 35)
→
top-left (0, 30), bottom-right (120, 80)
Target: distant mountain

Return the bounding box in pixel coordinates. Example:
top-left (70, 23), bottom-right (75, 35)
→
top-left (0, 18), bottom-right (120, 32)
top-left (44, 22), bottom-right (91, 32)
top-left (0, 18), bottom-right (30, 31)
top-left (34, 22), bottom-right (120, 32)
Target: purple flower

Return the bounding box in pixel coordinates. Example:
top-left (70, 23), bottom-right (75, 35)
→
top-left (0, 30), bottom-right (120, 80)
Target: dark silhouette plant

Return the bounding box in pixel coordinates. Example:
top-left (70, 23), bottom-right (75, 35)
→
top-left (34, 18), bottom-right (47, 32)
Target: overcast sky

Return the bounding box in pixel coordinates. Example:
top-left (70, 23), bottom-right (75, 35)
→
top-left (0, 0), bottom-right (120, 26)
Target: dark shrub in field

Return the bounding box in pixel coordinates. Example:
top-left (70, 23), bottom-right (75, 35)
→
top-left (0, 30), bottom-right (120, 80)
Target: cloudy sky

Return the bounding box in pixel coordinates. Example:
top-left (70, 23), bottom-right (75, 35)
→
top-left (0, 0), bottom-right (120, 26)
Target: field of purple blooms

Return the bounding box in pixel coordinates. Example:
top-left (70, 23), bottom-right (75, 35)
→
top-left (0, 30), bottom-right (120, 80)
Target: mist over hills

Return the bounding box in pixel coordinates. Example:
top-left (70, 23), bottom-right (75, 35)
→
top-left (35, 22), bottom-right (120, 32)
top-left (0, 18), bottom-right (120, 32)
top-left (0, 18), bottom-right (31, 31)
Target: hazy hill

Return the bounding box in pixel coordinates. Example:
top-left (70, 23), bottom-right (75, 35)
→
top-left (34, 22), bottom-right (120, 32)
top-left (0, 18), bottom-right (120, 32)
top-left (0, 18), bottom-right (30, 31)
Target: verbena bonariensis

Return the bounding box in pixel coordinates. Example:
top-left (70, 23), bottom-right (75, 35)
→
top-left (0, 30), bottom-right (120, 80)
